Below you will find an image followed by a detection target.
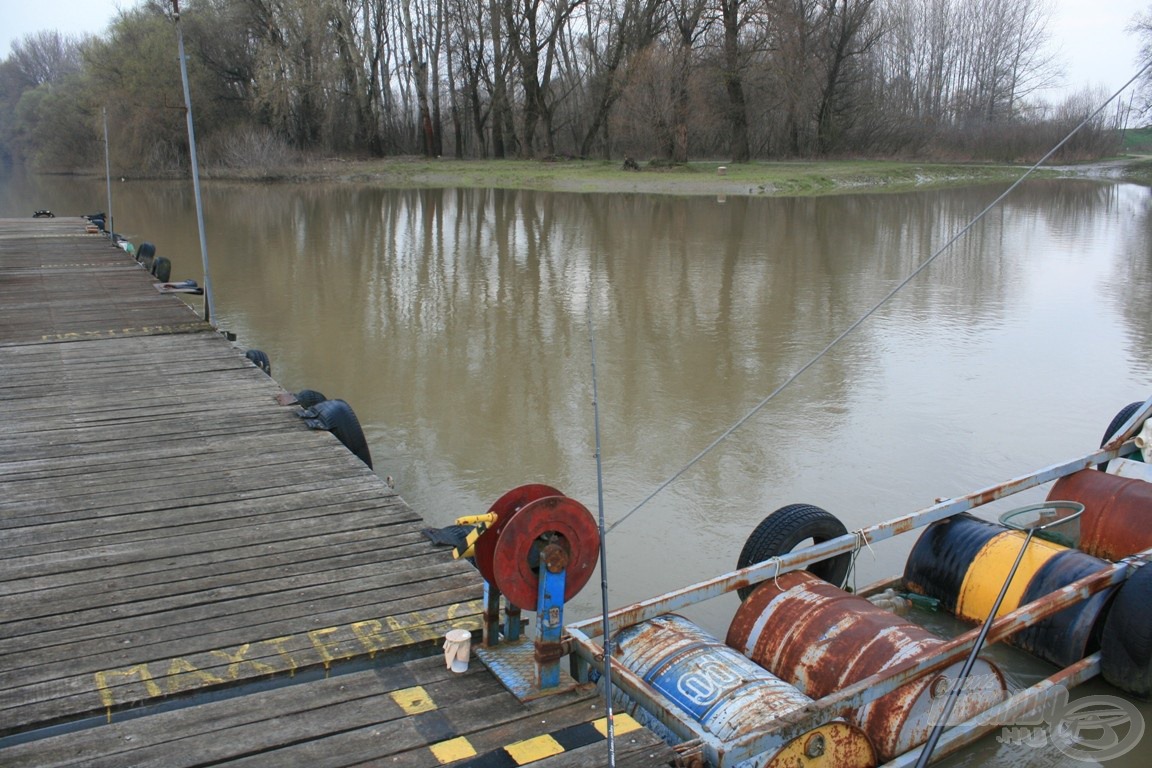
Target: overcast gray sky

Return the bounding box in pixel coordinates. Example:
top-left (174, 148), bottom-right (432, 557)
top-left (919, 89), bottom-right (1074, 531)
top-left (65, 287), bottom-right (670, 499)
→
top-left (1, 0), bottom-right (1148, 104)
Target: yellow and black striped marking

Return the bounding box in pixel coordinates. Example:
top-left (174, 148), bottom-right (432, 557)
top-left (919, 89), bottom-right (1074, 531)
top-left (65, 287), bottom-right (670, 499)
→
top-left (453, 525), bottom-right (486, 560)
top-left (430, 713), bottom-right (643, 766)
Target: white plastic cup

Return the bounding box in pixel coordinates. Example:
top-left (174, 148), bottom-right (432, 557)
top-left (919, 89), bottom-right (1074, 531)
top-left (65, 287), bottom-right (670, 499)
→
top-left (444, 629), bottom-right (472, 673)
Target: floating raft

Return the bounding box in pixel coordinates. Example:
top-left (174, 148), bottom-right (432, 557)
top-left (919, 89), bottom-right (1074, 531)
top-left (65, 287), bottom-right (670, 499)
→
top-left (0, 218), bottom-right (674, 766)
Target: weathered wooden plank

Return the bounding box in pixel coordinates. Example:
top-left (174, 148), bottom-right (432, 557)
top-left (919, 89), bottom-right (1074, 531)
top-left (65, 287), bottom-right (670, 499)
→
top-left (0, 555), bottom-right (476, 663)
top-left (0, 471), bottom-right (390, 532)
top-left (0, 513), bottom-right (406, 596)
top-left (0, 485), bottom-right (406, 549)
top-left (2, 533), bottom-right (451, 633)
top-left (5, 534), bottom-right (452, 625)
top-left (217, 698), bottom-right (592, 768)
top-left (0, 657), bottom-right (683, 768)
top-left (0, 449), bottom-right (377, 509)
top-left (0, 575), bottom-right (479, 690)
top-left (0, 657), bottom-right (504, 767)
top-left (0, 504), bottom-right (419, 584)
top-left (0, 436), bottom-right (353, 488)
top-left (0, 468), bottom-right (389, 528)
top-left (1, 221), bottom-right (675, 768)
top-left (0, 449), bottom-right (339, 498)
top-left (0, 595), bottom-right (485, 735)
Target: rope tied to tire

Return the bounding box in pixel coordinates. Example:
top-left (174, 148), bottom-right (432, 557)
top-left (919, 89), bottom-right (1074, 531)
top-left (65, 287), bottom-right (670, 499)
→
top-left (846, 529), bottom-right (878, 593)
top-left (767, 556), bottom-right (783, 591)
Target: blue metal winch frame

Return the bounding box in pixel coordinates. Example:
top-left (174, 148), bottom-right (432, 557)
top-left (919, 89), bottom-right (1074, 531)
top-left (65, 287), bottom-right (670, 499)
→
top-left (475, 541), bottom-right (576, 699)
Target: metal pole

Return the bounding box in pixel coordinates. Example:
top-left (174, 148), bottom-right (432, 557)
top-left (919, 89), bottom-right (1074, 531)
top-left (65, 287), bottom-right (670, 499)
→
top-left (172, 0), bottom-right (215, 324)
top-left (103, 107), bottom-right (113, 238)
top-left (588, 315), bottom-right (616, 768)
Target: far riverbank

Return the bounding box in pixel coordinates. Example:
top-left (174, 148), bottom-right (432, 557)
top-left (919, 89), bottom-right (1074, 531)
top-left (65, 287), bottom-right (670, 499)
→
top-left (201, 155), bottom-right (1152, 196)
top-left (25, 154), bottom-right (1152, 198)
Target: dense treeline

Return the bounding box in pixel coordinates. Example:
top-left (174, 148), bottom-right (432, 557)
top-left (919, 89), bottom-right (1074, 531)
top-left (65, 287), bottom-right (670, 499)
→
top-left (0, 0), bottom-right (1140, 173)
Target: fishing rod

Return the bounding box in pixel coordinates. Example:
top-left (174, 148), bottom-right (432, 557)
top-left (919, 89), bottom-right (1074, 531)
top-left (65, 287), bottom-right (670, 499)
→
top-left (171, 0), bottom-right (216, 325)
top-left (606, 60), bottom-right (1152, 537)
top-left (588, 314), bottom-right (617, 767)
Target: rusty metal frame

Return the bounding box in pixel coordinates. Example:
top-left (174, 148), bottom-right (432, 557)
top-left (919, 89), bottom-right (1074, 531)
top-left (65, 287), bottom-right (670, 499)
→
top-left (882, 654), bottom-right (1101, 767)
top-left (564, 396), bottom-right (1152, 766)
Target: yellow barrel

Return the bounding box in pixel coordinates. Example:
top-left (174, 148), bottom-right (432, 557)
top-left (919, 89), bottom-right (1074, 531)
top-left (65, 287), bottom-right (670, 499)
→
top-left (955, 529), bottom-right (1066, 622)
top-left (904, 514), bottom-right (1116, 668)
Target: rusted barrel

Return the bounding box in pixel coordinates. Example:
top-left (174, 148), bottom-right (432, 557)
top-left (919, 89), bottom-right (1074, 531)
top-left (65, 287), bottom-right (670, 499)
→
top-left (1048, 470), bottom-right (1152, 560)
top-left (903, 514), bottom-right (1115, 668)
top-left (727, 571), bottom-right (1005, 762)
top-left (613, 614), bottom-right (876, 767)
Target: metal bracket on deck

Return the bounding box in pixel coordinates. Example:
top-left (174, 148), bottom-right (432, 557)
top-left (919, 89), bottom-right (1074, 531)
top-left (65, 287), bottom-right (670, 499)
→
top-left (475, 550), bottom-right (572, 698)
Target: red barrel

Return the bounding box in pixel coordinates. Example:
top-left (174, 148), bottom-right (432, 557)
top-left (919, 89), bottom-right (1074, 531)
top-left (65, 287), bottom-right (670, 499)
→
top-left (1048, 470), bottom-right (1152, 560)
top-left (727, 571), bottom-right (1006, 762)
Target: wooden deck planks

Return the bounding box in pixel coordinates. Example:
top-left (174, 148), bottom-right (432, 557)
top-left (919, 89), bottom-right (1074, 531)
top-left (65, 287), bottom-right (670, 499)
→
top-left (0, 222), bottom-right (207, 347)
top-left (0, 656), bottom-right (676, 768)
top-left (0, 218), bottom-right (676, 767)
top-left (0, 219), bottom-right (486, 739)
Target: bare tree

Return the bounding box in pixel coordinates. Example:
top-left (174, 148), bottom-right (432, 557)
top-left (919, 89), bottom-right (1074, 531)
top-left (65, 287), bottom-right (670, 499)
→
top-left (400, 0), bottom-right (446, 156)
top-left (571, 0), bottom-right (665, 158)
top-left (243, 0), bottom-right (332, 147)
top-left (1130, 5), bottom-right (1152, 115)
top-left (327, 0), bottom-right (384, 154)
top-left (504, 0), bottom-right (586, 157)
top-left (718, 0), bottom-right (751, 161)
top-left (8, 31), bottom-right (85, 87)
top-left (813, 0), bottom-right (883, 153)
top-left (669, 0), bottom-right (709, 162)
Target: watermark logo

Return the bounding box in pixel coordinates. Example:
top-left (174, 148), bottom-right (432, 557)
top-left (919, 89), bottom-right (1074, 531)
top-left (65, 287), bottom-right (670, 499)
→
top-left (996, 686), bottom-right (1144, 762)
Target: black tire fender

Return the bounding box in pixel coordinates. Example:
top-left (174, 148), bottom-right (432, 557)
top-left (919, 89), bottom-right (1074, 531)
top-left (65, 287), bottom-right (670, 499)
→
top-left (300, 399), bottom-right (373, 469)
top-left (150, 256), bottom-right (172, 283)
top-left (295, 389), bottom-right (328, 408)
top-left (1098, 400), bottom-right (1146, 471)
top-left (1100, 563), bottom-right (1152, 700)
top-left (736, 503), bottom-right (852, 599)
top-left (136, 242), bottom-right (156, 266)
top-left (245, 349), bottom-right (271, 375)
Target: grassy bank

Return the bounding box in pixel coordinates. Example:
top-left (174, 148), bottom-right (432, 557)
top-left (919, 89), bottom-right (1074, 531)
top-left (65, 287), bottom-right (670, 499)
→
top-left (205, 156), bottom-right (1077, 197)
top-left (86, 154), bottom-right (1151, 196)
top-left (1119, 156), bottom-right (1152, 185)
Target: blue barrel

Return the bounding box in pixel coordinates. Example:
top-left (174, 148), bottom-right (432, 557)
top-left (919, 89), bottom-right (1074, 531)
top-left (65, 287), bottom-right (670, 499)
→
top-left (611, 614), bottom-right (876, 766)
top-left (1014, 549), bottom-right (1116, 668)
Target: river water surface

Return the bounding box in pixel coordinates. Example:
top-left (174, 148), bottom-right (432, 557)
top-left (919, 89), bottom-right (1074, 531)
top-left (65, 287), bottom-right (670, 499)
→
top-left (4, 172), bottom-right (1151, 766)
